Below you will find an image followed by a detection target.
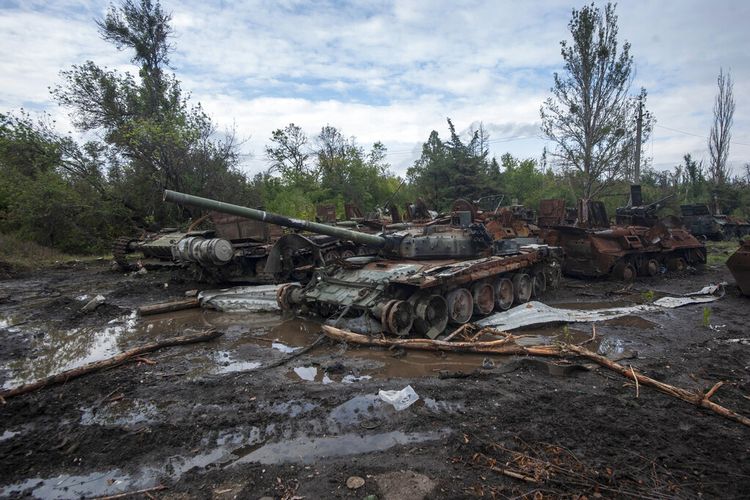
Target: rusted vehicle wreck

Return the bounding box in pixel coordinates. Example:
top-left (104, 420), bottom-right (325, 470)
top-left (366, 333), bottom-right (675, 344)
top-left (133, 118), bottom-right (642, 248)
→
top-left (163, 190), bottom-right (564, 338)
top-left (539, 186), bottom-right (706, 280)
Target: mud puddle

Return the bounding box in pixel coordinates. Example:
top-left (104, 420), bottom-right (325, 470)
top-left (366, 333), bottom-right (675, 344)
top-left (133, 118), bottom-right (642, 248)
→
top-left (0, 307), bottom-right (282, 389)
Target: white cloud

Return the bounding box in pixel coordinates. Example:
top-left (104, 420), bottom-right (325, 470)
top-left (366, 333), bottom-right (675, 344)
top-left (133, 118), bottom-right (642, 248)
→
top-left (1, 0), bottom-right (749, 179)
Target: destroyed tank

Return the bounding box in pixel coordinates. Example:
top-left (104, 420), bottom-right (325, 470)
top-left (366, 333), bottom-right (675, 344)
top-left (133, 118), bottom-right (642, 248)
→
top-left (680, 204), bottom-right (750, 240)
top-left (726, 239), bottom-right (750, 296)
top-left (540, 186), bottom-right (706, 281)
top-left (163, 190), bottom-right (564, 338)
top-left (113, 209), bottom-right (368, 284)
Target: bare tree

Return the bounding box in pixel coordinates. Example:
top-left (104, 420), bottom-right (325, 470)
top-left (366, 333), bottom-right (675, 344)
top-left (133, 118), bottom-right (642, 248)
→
top-left (540, 3), bottom-right (638, 199)
top-left (708, 68), bottom-right (735, 185)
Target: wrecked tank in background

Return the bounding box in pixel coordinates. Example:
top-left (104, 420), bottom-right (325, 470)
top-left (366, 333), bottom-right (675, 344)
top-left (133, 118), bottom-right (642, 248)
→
top-left (453, 196), bottom-right (541, 242)
top-left (680, 204), bottom-right (750, 240)
top-left (726, 240), bottom-right (750, 296)
top-left (112, 208), bottom-right (371, 284)
top-left (163, 190), bottom-right (564, 338)
top-left (539, 185), bottom-right (706, 281)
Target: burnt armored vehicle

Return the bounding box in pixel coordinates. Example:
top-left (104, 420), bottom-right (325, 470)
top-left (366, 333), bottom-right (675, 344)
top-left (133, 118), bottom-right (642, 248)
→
top-left (680, 204), bottom-right (750, 240)
top-left (113, 209), bottom-right (367, 284)
top-left (539, 186), bottom-right (706, 281)
top-left (726, 240), bottom-right (750, 296)
top-left (164, 190), bottom-right (564, 338)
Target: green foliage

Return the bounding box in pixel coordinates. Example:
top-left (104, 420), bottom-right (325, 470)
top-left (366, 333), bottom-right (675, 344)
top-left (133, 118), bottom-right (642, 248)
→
top-left (641, 290), bottom-right (655, 303)
top-left (702, 307), bottom-right (712, 328)
top-left (51, 0), bottom-right (249, 227)
top-left (541, 2), bottom-right (650, 199)
top-left (257, 124), bottom-right (403, 219)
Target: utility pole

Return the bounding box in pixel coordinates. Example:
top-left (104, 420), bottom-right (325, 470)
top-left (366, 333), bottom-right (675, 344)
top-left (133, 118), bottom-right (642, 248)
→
top-left (633, 95), bottom-right (643, 183)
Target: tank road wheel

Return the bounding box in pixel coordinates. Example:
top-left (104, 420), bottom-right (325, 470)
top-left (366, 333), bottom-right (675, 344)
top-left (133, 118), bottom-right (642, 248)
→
top-left (340, 248), bottom-right (356, 259)
top-left (445, 288), bottom-right (473, 324)
top-left (277, 283), bottom-right (302, 310)
top-left (380, 300), bottom-right (414, 336)
top-left (471, 282), bottom-right (495, 315)
top-left (613, 260), bottom-right (636, 282)
top-left (532, 270), bottom-right (547, 299)
top-left (494, 277), bottom-right (514, 311)
top-left (409, 294), bottom-right (449, 339)
top-left (546, 258), bottom-right (562, 289)
top-left (640, 258), bottom-right (659, 277)
top-left (667, 256), bottom-right (687, 272)
top-left (323, 250), bottom-right (340, 264)
top-left (512, 273), bottom-right (532, 304)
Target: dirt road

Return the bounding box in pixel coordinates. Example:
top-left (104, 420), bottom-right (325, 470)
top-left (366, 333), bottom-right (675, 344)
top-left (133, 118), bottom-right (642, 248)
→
top-left (0, 260), bottom-right (748, 498)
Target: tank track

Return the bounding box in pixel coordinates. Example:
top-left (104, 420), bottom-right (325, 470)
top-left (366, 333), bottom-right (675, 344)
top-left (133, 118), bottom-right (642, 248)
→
top-left (112, 236), bottom-right (137, 271)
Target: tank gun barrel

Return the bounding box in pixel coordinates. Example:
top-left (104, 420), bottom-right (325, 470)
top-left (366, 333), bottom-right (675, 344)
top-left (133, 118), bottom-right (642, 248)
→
top-left (645, 193), bottom-right (675, 210)
top-left (163, 190), bottom-right (387, 248)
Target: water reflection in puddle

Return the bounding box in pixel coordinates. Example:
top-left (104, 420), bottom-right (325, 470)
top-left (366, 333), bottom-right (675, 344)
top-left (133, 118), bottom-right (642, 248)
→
top-left (234, 429), bottom-right (448, 465)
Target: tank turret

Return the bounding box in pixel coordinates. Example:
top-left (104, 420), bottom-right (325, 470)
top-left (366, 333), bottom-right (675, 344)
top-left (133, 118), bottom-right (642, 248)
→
top-left (164, 190), bottom-right (564, 338)
top-left (164, 190), bottom-right (495, 260)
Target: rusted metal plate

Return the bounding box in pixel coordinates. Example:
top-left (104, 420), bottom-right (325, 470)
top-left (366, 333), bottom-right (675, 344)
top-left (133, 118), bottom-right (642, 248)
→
top-left (537, 199), bottom-right (566, 227)
top-left (211, 211), bottom-right (281, 242)
top-left (316, 204), bottom-right (337, 223)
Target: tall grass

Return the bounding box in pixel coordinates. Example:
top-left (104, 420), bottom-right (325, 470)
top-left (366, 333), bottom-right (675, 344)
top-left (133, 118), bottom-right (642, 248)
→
top-left (0, 233), bottom-right (83, 270)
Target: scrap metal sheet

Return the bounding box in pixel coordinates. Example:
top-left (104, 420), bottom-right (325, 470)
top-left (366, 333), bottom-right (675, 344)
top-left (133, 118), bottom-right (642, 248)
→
top-left (476, 283), bottom-right (725, 331)
top-left (199, 284), bottom-right (284, 312)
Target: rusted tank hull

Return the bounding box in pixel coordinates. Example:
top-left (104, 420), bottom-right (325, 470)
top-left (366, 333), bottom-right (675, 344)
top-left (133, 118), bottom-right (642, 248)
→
top-left (726, 241), bottom-right (750, 296)
top-left (279, 245), bottom-right (564, 338)
top-left (542, 225), bottom-right (706, 280)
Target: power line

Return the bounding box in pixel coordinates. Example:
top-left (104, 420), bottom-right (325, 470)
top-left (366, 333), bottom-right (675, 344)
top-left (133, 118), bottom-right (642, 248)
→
top-left (656, 124), bottom-right (750, 147)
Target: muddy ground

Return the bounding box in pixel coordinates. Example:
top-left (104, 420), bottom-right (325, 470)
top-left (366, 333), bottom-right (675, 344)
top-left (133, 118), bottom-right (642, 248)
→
top-left (0, 257), bottom-right (749, 499)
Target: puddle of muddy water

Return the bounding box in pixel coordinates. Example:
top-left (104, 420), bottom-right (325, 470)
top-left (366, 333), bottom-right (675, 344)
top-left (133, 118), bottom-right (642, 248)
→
top-left (0, 470), bottom-right (150, 500)
top-left (0, 307), bottom-right (285, 389)
top-left (234, 429), bottom-right (449, 465)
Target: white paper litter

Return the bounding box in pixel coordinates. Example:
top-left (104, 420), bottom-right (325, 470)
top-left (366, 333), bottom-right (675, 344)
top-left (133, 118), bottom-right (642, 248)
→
top-left (378, 385), bottom-right (419, 411)
top-left (476, 283), bottom-right (725, 331)
top-left (198, 284), bottom-right (286, 312)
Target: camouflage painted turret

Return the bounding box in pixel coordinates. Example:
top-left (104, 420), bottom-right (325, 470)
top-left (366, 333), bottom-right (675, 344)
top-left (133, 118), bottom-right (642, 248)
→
top-left (164, 190), bottom-right (564, 338)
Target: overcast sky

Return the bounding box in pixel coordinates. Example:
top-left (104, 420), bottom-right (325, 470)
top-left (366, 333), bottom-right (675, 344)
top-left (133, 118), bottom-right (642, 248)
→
top-left (1, 0), bottom-right (749, 178)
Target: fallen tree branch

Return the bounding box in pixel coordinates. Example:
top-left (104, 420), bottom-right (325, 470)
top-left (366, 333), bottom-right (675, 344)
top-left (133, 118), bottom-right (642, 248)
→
top-left (92, 485), bottom-right (167, 499)
top-left (562, 344), bottom-right (750, 428)
top-left (0, 329), bottom-right (223, 401)
top-left (137, 297), bottom-right (200, 316)
top-left (320, 325), bottom-right (750, 428)
top-left (321, 325), bottom-right (556, 356)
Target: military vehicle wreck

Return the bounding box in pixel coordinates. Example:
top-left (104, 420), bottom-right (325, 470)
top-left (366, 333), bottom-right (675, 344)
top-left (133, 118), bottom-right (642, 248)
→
top-left (726, 239), bottom-right (750, 296)
top-left (163, 190), bottom-right (564, 338)
top-left (680, 204), bottom-right (750, 240)
top-left (539, 186), bottom-right (706, 280)
top-left (112, 209), bottom-right (368, 284)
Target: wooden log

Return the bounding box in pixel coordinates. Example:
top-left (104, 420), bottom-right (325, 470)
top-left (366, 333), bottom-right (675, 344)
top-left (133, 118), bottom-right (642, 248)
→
top-left (92, 485), bottom-right (167, 499)
top-left (137, 297), bottom-right (200, 316)
top-left (0, 329), bottom-right (223, 400)
top-left (562, 344), bottom-right (750, 428)
top-left (321, 325), bottom-right (559, 356)
top-left (320, 325), bottom-right (750, 428)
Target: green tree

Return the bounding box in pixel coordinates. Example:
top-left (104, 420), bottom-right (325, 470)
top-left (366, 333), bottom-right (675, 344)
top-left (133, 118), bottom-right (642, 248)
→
top-left (541, 2), bottom-right (642, 199)
top-left (407, 119), bottom-right (495, 210)
top-left (51, 0), bottom-right (247, 225)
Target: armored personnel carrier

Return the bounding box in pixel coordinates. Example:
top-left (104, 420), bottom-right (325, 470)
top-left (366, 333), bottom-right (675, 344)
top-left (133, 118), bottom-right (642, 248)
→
top-left (539, 186), bottom-right (706, 281)
top-left (163, 190), bottom-right (564, 338)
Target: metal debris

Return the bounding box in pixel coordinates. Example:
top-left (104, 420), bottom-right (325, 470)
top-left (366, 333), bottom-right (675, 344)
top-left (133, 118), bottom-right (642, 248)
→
top-left (476, 283), bottom-right (725, 330)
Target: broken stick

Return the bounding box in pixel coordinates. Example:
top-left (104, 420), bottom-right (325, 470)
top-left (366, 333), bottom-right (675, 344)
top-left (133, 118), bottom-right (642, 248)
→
top-left (320, 325), bottom-right (750, 428)
top-left (137, 297), bottom-right (200, 316)
top-left (0, 329), bottom-right (223, 401)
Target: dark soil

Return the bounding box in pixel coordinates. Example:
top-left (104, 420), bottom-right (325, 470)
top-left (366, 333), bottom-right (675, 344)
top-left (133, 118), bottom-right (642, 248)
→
top-left (0, 261), bottom-right (748, 499)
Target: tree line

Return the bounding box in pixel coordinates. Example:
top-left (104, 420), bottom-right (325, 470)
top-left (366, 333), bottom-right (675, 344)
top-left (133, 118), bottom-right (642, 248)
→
top-left (0, 1), bottom-right (747, 255)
